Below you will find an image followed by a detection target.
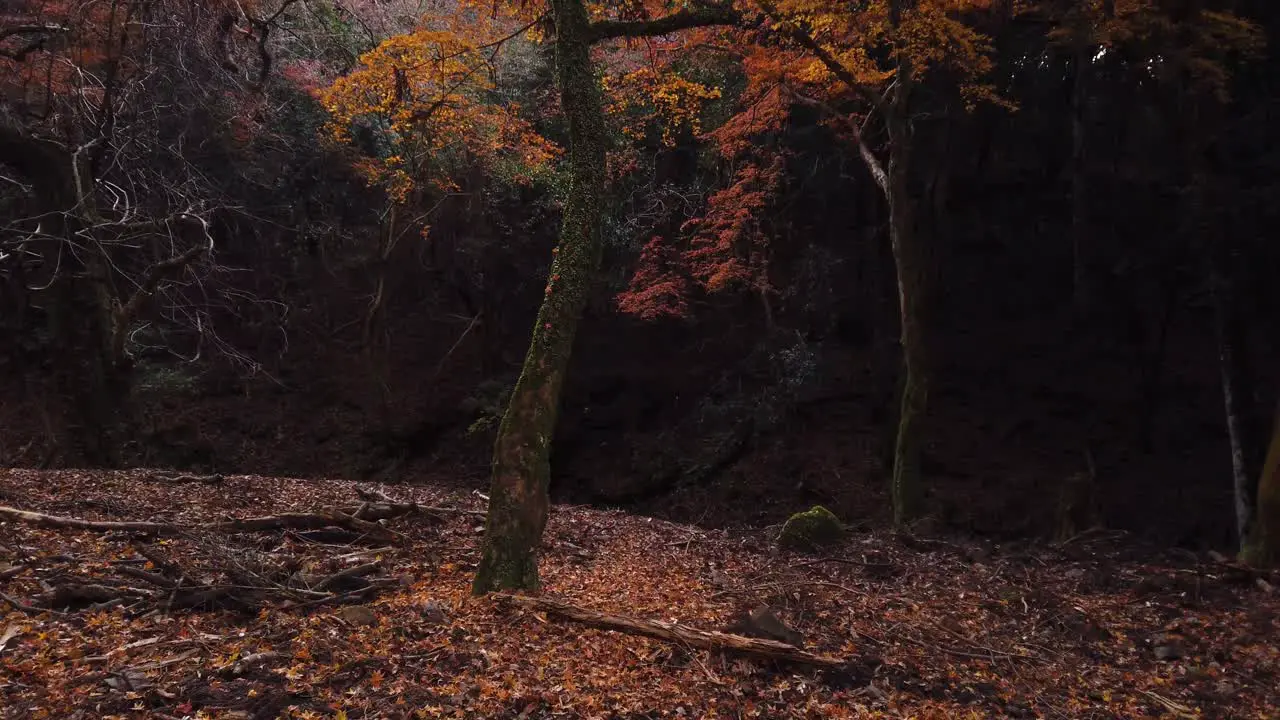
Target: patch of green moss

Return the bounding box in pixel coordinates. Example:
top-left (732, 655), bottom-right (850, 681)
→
top-left (778, 505), bottom-right (845, 551)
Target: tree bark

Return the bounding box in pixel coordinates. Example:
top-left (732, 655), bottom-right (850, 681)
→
top-left (1243, 400), bottom-right (1280, 567)
top-left (887, 9), bottom-right (928, 527)
top-left (472, 0), bottom-right (609, 594)
top-left (1069, 20), bottom-right (1093, 320)
top-left (1211, 235), bottom-right (1260, 550)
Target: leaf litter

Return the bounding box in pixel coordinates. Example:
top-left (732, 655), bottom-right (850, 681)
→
top-left (1, 468), bottom-right (1277, 719)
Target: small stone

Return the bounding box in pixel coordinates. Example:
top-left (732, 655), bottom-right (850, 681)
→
top-left (727, 605), bottom-right (804, 648)
top-left (338, 605), bottom-right (378, 627)
top-left (1152, 633), bottom-right (1185, 661)
top-left (420, 600), bottom-right (447, 624)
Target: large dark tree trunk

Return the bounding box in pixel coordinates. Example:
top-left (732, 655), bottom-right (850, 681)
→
top-left (1243, 400), bottom-right (1280, 567)
top-left (1068, 14), bottom-right (1093, 320)
top-left (472, 0), bottom-right (609, 594)
top-left (47, 269), bottom-right (131, 466)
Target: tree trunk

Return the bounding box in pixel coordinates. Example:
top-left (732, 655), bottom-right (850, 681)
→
top-left (1069, 23), bottom-right (1093, 320)
top-left (887, 24), bottom-right (928, 527)
top-left (47, 267), bottom-right (130, 466)
top-left (472, 0), bottom-right (608, 594)
top-left (364, 205), bottom-right (398, 434)
top-left (1243, 400), bottom-right (1280, 567)
top-left (1210, 237), bottom-right (1260, 549)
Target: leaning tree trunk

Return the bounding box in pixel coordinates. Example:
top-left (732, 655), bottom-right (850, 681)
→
top-left (472, 0), bottom-right (608, 594)
top-left (1243, 400), bottom-right (1280, 567)
top-left (887, 45), bottom-right (928, 527)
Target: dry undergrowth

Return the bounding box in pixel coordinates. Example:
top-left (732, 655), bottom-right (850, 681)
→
top-left (1, 468), bottom-right (1277, 719)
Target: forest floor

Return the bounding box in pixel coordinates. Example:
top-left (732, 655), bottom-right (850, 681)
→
top-left (0, 469), bottom-right (1277, 720)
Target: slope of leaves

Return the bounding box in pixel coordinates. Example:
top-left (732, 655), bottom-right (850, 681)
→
top-left (2, 469), bottom-right (1278, 719)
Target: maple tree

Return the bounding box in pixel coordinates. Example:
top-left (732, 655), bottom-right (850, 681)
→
top-left (313, 6), bottom-right (562, 429)
top-left (314, 0), bottom-right (747, 593)
top-left (615, 0), bottom-right (1001, 525)
top-left (457, 0), bottom-right (737, 593)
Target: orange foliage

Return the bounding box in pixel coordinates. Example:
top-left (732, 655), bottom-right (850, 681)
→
top-left (683, 156), bottom-right (784, 294)
top-left (616, 236), bottom-right (694, 319)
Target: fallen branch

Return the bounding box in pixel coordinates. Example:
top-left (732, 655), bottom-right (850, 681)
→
top-left (0, 506), bottom-right (177, 534)
top-left (352, 487), bottom-right (488, 519)
top-left (1, 590), bottom-right (62, 616)
top-left (148, 473), bottom-right (224, 485)
top-left (219, 651), bottom-right (282, 677)
top-left (497, 594), bottom-right (846, 666)
top-left (0, 505), bottom-right (396, 543)
top-left (0, 563), bottom-right (30, 582)
top-left (314, 561), bottom-right (381, 592)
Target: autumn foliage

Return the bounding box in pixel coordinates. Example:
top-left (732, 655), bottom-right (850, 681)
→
top-left (316, 14), bottom-right (559, 202)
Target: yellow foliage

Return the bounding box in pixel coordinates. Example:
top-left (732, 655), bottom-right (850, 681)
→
top-left (606, 67), bottom-right (724, 146)
top-left (316, 23), bottom-right (559, 203)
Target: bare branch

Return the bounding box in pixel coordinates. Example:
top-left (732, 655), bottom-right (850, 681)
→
top-left (783, 86), bottom-right (888, 194)
top-left (588, 6), bottom-right (740, 42)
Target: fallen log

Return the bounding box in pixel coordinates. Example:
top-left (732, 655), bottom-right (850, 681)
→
top-left (497, 594), bottom-right (846, 666)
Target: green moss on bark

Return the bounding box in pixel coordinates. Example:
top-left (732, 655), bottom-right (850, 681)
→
top-left (886, 44), bottom-right (929, 528)
top-left (1242, 402), bottom-right (1280, 568)
top-left (472, 0), bottom-right (609, 595)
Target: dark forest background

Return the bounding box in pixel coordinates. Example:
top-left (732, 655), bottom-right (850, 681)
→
top-left (3, 0), bottom-right (1278, 550)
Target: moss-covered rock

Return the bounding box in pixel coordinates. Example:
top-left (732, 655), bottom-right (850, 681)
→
top-left (778, 505), bottom-right (844, 551)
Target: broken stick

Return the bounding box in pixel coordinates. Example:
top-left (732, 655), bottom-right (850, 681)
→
top-left (497, 594), bottom-right (846, 666)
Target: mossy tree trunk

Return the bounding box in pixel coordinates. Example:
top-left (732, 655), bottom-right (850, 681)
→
top-left (472, 0), bottom-right (608, 594)
top-left (886, 5), bottom-right (928, 526)
top-left (470, 1), bottom-right (739, 594)
top-left (1243, 400), bottom-right (1280, 567)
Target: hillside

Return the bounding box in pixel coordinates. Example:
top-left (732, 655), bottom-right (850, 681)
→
top-left (2, 469), bottom-right (1277, 719)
